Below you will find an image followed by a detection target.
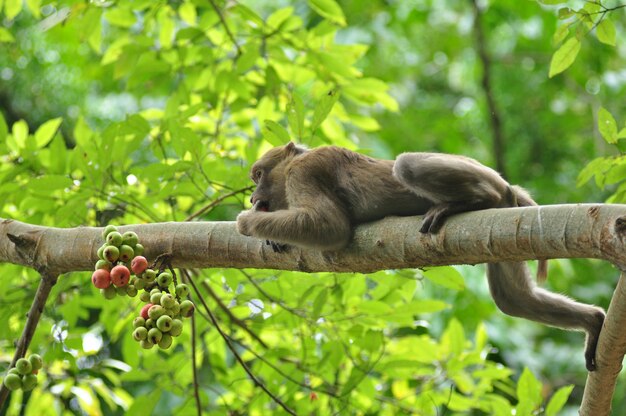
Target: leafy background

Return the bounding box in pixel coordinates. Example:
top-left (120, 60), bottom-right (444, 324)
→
top-left (0, 0), bottom-right (625, 414)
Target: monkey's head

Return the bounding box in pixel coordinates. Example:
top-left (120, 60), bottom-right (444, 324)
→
top-left (248, 142), bottom-right (307, 212)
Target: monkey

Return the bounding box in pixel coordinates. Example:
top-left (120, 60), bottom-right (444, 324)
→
top-left (237, 142), bottom-right (605, 371)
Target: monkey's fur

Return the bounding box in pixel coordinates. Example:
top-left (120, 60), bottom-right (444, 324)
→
top-left (237, 142), bottom-right (605, 371)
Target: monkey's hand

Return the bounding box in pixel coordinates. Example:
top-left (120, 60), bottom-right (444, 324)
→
top-left (236, 209), bottom-right (257, 237)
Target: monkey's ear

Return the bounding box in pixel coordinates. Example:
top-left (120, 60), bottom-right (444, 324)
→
top-left (285, 141), bottom-right (307, 155)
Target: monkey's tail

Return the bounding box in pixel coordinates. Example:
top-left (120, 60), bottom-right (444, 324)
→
top-left (508, 185), bottom-right (548, 283)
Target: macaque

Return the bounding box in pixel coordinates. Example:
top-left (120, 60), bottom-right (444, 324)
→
top-left (237, 142), bottom-right (605, 371)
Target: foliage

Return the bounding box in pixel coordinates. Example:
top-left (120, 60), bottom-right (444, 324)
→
top-left (1, 0), bottom-right (625, 414)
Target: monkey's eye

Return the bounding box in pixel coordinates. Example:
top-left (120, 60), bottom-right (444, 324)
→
top-left (254, 170), bottom-right (263, 182)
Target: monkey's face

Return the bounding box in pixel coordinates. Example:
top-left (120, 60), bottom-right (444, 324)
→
top-left (248, 145), bottom-right (298, 212)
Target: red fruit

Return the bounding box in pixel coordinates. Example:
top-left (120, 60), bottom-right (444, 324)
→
top-left (92, 269), bottom-right (111, 289)
top-left (140, 303), bottom-right (153, 320)
top-left (110, 265), bottom-right (131, 287)
top-left (309, 392), bottom-right (318, 401)
top-left (131, 256), bottom-right (148, 275)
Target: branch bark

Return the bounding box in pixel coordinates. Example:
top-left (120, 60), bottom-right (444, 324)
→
top-left (2, 203), bottom-right (626, 413)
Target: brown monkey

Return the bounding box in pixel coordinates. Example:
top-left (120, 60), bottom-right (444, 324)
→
top-left (237, 142), bottom-right (605, 371)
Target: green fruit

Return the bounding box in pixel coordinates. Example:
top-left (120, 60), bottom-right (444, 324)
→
top-left (150, 292), bottom-right (162, 305)
top-left (103, 245), bottom-right (120, 263)
top-left (95, 259), bottom-right (112, 271)
top-left (22, 374), bottom-right (38, 391)
top-left (97, 245), bottom-right (106, 260)
top-left (180, 300), bottom-right (195, 318)
top-left (122, 231), bottom-right (139, 246)
top-left (133, 317), bottom-right (146, 328)
top-left (160, 294), bottom-right (176, 309)
top-left (145, 318), bottom-right (155, 329)
top-left (157, 272), bottom-right (172, 288)
top-left (106, 231), bottom-right (123, 247)
top-left (116, 286), bottom-right (127, 296)
top-left (118, 245), bottom-right (134, 262)
top-left (134, 278), bottom-right (146, 290)
top-left (148, 305), bottom-right (165, 320)
top-left (126, 285), bottom-right (138, 297)
top-left (8, 368), bottom-right (19, 375)
top-left (139, 291), bottom-right (151, 303)
top-left (175, 284), bottom-right (190, 298)
top-left (28, 354), bottom-right (43, 371)
top-left (144, 269), bottom-right (157, 282)
top-left (148, 327), bottom-right (163, 343)
top-left (133, 327), bottom-right (148, 341)
top-left (156, 315), bottom-right (173, 332)
top-left (134, 243), bottom-right (145, 256)
top-left (3, 373), bottom-right (22, 391)
top-left (140, 339), bottom-right (154, 349)
top-left (169, 302), bottom-right (181, 316)
top-left (169, 319), bottom-right (183, 337)
top-left (158, 333), bottom-right (173, 349)
top-left (16, 358), bottom-right (32, 375)
top-left (102, 225), bottom-right (119, 240)
top-left (101, 285), bottom-right (117, 299)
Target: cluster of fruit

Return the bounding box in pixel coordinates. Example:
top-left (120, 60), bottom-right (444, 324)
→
top-left (93, 225), bottom-right (195, 350)
top-left (2, 354), bottom-right (43, 392)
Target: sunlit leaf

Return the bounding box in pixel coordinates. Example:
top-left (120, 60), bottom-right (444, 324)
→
top-left (596, 18), bottom-right (616, 46)
top-left (598, 106), bottom-right (618, 144)
top-left (308, 0), bottom-right (346, 26)
top-left (0, 27), bottom-right (15, 42)
top-left (548, 37), bottom-right (580, 77)
top-left (4, 0), bottom-right (23, 20)
top-left (423, 267), bottom-right (465, 291)
top-left (545, 385), bottom-right (574, 416)
top-left (311, 90), bottom-right (340, 131)
top-left (34, 118), bottom-right (63, 149)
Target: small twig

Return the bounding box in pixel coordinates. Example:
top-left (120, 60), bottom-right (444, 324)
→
top-left (185, 186), bottom-right (252, 221)
top-left (207, 0), bottom-right (242, 56)
top-left (240, 270), bottom-right (309, 318)
top-left (190, 306), bottom-right (202, 415)
top-left (181, 269), bottom-right (296, 415)
top-left (0, 272), bottom-right (59, 410)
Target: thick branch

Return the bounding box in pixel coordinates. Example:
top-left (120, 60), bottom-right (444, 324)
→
top-left (2, 204), bottom-right (626, 274)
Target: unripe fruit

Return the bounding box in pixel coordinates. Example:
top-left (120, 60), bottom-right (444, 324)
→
top-left (180, 300), bottom-right (195, 317)
top-left (150, 288), bottom-right (161, 295)
top-left (102, 224), bottom-right (118, 240)
top-left (144, 269), bottom-right (157, 282)
top-left (131, 256), bottom-right (148, 275)
top-left (22, 374), bottom-right (38, 391)
top-left (169, 302), bottom-right (181, 316)
top-left (140, 339), bottom-right (154, 349)
top-left (28, 354), bottom-right (43, 371)
top-left (8, 368), bottom-right (19, 375)
top-left (175, 284), bottom-right (190, 298)
top-left (16, 358), bottom-right (32, 375)
top-left (148, 305), bottom-right (165, 320)
top-left (158, 333), bottom-right (173, 349)
top-left (160, 294), bottom-right (176, 309)
top-left (110, 265), bottom-right (131, 287)
top-left (103, 245), bottom-right (120, 263)
top-left (97, 245), bottom-right (106, 260)
top-left (133, 317), bottom-right (146, 328)
top-left (169, 319), bottom-right (183, 337)
top-left (157, 272), bottom-right (172, 288)
top-left (145, 318), bottom-right (155, 329)
top-left (122, 231), bottom-right (139, 246)
top-left (156, 315), bottom-right (173, 332)
top-left (140, 303), bottom-right (153, 320)
top-left (106, 231), bottom-right (123, 246)
top-left (118, 245), bottom-right (134, 262)
top-left (126, 285), bottom-right (138, 297)
top-left (150, 292), bottom-right (162, 305)
top-left (95, 259), bottom-right (112, 271)
top-left (133, 327), bottom-right (148, 341)
top-left (3, 373), bottom-right (22, 391)
top-left (134, 243), bottom-right (145, 256)
top-left (91, 269), bottom-right (111, 289)
top-left (148, 327), bottom-right (163, 343)
top-left (101, 285), bottom-right (117, 299)
top-left (139, 291), bottom-right (150, 303)
top-left (134, 278), bottom-right (146, 290)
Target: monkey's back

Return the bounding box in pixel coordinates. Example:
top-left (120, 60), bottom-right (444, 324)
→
top-left (298, 146), bottom-right (433, 224)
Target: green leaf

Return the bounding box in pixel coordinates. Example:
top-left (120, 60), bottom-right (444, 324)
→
top-left (552, 24), bottom-right (569, 45)
top-left (576, 157), bottom-right (609, 187)
top-left (308, 0), bottom-right (346, 26)
top-left (515, 368), bottom-right (543, 416)
top-left (0, 112), bottom-right (7, 142)
top-left (539, 0), bottom-right (567, 4)
top-left (34, 118), bottom-right (62, 149)
top-left (26, 0), bottom-right (41, 18)
top-left (549, 37), bottom-right (580, 77)
top-left (12, 120), bottom-right (29, 149)
top-left (557, 7), bottom-right (573, 19)
top-left (263, 120), bottom-right (291, 145)
top-left (287, 94), bottom-right (305, 140)
top-left (105, 7), bottom-right (137, 28)
top-left (596, 18), bottom-right (616, 46)
top-left (442, 318), bottom-right (465, 355)
top-left (4, 0), bottom-right (23, 20)
top-left (311, 90), bottom-right (340, 131)
top-left (545, 385), bottom-right (574, 416)
top-left (178, 1), bottom-right (196, 26)
top-left (598, 107), bottom-right (618, 144)
top-left (618, 127), bottom-right (626, 139)
top-left (423, 267), bottom-right (466, 291)
top-left (158, 7), bottom-right (175, 49)
top-left (0, 27), bottom-right (15, 43)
